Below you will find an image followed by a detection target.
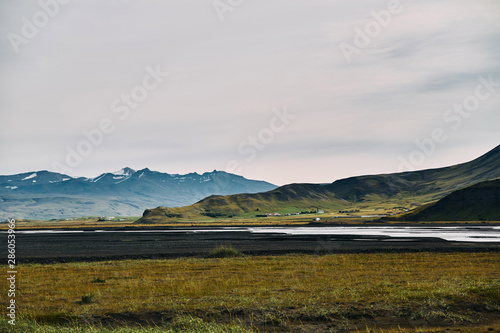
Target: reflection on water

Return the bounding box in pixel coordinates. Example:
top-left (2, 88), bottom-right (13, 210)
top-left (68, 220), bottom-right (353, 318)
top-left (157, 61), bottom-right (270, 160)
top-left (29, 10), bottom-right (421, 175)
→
top-left (11, 226), bottom-right (500, 243)
top-left (245, 226), bottom-right (500, 243)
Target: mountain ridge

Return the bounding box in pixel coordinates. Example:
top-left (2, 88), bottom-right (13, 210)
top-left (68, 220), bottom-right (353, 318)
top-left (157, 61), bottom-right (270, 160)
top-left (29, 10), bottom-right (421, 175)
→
top-left (324, 144), bottom-right (500, 202)
top-left (0, 168), bottom-right (277, 219)
top-left (137, 144), bottom-right (500, 223)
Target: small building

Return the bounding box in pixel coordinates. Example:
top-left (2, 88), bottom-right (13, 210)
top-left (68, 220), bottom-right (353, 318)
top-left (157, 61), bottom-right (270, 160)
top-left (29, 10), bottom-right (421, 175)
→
top-left (313, 217), bottom-right (321, 222)
top-left (98, 216), bottom-right (115, 221)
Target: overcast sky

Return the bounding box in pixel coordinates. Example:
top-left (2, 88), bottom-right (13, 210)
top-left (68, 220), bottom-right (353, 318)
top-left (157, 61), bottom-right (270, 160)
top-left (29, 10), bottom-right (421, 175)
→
top-left (1, 0), bottom-right (499, 185)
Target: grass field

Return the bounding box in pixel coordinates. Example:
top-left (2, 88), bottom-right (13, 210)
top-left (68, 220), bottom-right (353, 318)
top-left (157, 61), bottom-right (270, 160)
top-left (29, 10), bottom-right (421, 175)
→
top-left (3, 214), bottom-right (498, 230)
top-left (2, 252), bottom-right (499, 332)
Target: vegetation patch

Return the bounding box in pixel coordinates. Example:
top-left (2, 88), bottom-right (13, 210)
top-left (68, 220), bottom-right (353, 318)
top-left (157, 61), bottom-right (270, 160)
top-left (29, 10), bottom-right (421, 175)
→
top-left (206, 245), bottom-right (245, 258)
top-left (76, 295), bottom-right (95, 305)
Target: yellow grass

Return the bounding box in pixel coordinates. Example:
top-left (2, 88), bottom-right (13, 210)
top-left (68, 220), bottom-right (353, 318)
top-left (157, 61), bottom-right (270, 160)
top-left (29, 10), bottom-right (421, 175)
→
top-left (2, 252), bottom-right (499, 332)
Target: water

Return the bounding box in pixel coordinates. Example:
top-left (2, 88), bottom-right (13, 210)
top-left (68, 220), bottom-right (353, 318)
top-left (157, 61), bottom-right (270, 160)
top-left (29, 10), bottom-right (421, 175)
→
top-left (11, 226), bottom-right (500, 243)
top-left (244, 226), bottom-right (500, 243)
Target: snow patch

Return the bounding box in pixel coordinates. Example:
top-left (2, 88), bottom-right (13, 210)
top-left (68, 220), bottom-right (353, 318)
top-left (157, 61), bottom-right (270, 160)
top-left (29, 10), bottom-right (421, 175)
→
top-left (113, 168), bottom-right (135, 176)
top-left (90, 174), bottom-right (105, 182)
top-left (22, 173), bottom-right (37, 181)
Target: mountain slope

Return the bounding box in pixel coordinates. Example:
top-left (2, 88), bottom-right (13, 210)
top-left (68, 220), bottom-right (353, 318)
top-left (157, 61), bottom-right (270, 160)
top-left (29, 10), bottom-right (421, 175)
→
top-left (398, 179), bottom-right (500, 221)
top-left (324, 144), bottom-right (500, 202)
top-left (0, 168), bottom-right (277, 219)
top-left (137, 183), bottom-right (348, 223)
top-left (137, 144), bottom-right (500, 223)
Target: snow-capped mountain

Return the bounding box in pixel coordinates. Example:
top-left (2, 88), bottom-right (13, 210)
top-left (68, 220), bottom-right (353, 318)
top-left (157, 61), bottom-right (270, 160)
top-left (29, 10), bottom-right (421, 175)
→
top-left (0, 170), bottom-right (73, 187)
top-left (0, 168), bottom-right (277, 220)
top-left (88, 167), bottom-right (137, 184)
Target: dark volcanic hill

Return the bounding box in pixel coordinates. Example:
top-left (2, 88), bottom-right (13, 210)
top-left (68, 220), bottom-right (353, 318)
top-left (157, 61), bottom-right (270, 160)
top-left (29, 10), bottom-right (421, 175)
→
top-left (325, 144), bottom-right (500, 202)
top-left (0, 168), bottom-right (277, 220)
top-left (137, 144), bottom-right (500, 223)
top-left (397, 179), bottom-right (500, 221)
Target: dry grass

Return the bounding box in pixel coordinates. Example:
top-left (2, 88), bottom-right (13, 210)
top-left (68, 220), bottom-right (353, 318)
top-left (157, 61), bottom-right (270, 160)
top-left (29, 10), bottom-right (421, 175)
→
top-left (2, 252), bottom-right (499, 332)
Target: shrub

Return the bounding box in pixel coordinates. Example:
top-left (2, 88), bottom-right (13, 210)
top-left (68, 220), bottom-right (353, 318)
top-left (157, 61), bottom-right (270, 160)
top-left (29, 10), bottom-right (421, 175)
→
top-left (76, 295), bottom-right (94, 305)
top-left (207, 245), bottom-right (244, 258)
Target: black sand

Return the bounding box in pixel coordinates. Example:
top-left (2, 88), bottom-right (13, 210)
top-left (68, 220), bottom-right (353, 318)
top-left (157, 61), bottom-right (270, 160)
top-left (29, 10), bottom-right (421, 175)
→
top-left (8, 224), bottom-right (500, 263)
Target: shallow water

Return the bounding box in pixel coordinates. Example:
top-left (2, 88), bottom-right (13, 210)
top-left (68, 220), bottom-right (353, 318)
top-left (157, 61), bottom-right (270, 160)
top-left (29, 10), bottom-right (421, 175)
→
top-left (244, 226), bottom-right (500, 243)
top-left (12, 226), bottom-right (500, 242)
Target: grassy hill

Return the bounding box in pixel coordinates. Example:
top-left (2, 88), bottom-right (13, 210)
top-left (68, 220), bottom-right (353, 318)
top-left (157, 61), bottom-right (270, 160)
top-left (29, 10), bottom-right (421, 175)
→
top-left (136, 184), bottom-right (349, 223)
top-left (325, 143), bottom-right (500, 203)
top-left (137, 144), bottom-right (500, 223)
top-left (396, 179), bottom-right (500, 221)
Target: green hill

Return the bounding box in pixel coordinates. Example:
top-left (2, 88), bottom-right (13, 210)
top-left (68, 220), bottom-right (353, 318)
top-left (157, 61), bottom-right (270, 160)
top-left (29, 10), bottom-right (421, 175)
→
top-left (397, 179), bottom-right (500, 221)
top-left (137, 144), bottom-right (500, 223)
top-left (324, 143), bottom-right (500, 203)
top-left (136, 183), bottom-right (348, 223)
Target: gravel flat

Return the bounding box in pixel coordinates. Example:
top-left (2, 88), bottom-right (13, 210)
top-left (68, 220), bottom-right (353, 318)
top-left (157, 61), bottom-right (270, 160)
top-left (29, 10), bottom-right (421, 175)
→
top-left (6, 224), bottom-right (500, 263)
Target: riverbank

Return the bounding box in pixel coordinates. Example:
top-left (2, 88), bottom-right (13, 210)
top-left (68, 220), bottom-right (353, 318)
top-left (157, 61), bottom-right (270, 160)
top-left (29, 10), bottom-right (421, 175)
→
top-left (8, 224), bottom-right (500, 263)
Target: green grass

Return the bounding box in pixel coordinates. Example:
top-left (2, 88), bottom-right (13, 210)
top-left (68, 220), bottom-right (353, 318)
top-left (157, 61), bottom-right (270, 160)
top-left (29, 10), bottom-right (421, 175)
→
top-left (0, 315), bottom-right (252, 333)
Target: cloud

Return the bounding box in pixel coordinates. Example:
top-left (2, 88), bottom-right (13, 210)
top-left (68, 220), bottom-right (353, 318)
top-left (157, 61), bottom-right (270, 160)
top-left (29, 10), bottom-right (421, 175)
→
top-left (0, 0), bottom-right (499, 185)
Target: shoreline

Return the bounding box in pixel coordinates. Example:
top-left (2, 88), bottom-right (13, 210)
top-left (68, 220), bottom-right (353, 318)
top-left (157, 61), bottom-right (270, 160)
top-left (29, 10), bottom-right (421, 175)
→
top-left (9, 224), bottom-right (500, 264)
top-left (5, 221), bottom-right (500, 232)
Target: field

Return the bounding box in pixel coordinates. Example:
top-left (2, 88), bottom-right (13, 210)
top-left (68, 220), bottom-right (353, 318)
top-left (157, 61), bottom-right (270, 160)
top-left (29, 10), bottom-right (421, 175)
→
top-left (5, 213), bottom-right (499, 231)
top-left (2, 251), bottom-right (500, 332)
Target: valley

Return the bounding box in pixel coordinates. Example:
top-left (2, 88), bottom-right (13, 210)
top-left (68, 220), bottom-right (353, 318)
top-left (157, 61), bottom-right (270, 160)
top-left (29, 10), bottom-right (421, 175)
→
top-left (137, 144), bottom-right (500, 224)
top-left (2, 145), bottom-right (500, 333)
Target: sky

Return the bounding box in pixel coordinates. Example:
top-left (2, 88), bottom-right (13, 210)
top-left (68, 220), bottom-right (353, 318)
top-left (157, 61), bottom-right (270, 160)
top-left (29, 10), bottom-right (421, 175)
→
top-left (1, 0), bottom-right (499, 186)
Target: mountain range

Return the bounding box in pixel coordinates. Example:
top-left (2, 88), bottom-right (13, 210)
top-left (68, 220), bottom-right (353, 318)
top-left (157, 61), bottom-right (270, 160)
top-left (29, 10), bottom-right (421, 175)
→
top-left (3, 144), bottom-right (499, 222)
top-left (137, 144), bottom-right (500, 223)
top-left (0, 168), bottom-right (277, 220)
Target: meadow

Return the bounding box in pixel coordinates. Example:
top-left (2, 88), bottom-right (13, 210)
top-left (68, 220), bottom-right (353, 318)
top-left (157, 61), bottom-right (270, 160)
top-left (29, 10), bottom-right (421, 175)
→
top-left (1, 251), bottom-right (499, 332)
